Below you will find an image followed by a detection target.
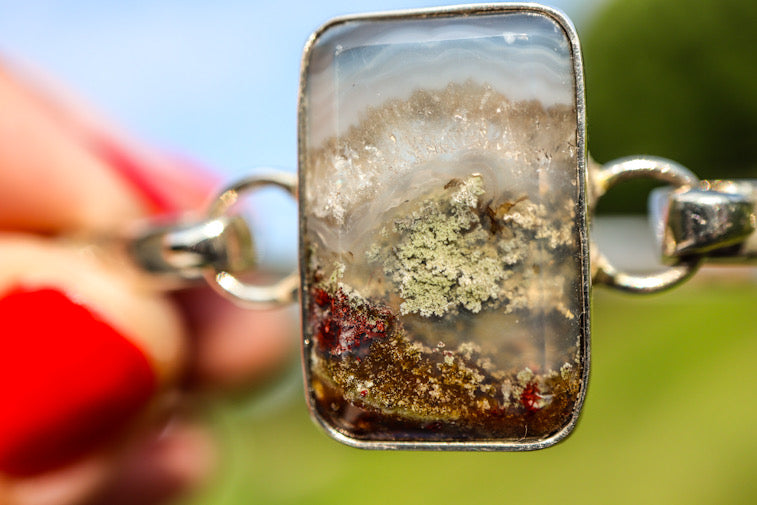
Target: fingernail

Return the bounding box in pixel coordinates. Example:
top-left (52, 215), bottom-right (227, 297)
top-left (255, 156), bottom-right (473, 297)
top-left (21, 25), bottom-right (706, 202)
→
top-left (0, 286), bottom-right (156, 476)
top-left (89, 136), bottom-right (175, 214)
top-left (86, 135), bottom-right (216, 215)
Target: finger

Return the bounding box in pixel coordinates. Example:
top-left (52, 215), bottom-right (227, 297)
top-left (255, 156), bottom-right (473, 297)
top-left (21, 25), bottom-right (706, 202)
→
top-left (1, 61), bottom-right (298, 391)
top-left (0, 60), bottom-right (212, 214)
top-left (177, 288), bottom-right (297, 389)
top-left (90, 420), bottom-right (216, 505)
top-left (0, 61), bottom-right (214, 233)
top-left (1, 452), bottom-right (112, 505)
top-left (0, 235), bottom-right (185, 477)
top-left (0, 65), bottom-right (144, 231)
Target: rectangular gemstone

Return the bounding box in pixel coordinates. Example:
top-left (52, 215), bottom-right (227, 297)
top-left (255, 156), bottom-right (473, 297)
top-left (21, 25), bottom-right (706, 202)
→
top-left (299, 5), bottom-right (589, 450)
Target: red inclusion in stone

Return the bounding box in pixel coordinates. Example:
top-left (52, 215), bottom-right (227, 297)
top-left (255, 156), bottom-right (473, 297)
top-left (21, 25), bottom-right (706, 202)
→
top-left (310, 287), bottom-right (394, 356)
top-left (520, 382), bottom-right (542, 412)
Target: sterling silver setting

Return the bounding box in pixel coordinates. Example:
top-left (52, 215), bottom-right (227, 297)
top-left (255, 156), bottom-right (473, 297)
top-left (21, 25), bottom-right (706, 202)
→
top-left (297, 3), bottom-right (591, 451)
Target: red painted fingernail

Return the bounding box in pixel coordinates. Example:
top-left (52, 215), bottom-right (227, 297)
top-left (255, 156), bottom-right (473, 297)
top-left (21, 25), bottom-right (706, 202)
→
top-left (89, 136), bottom-right (176, 214)
top-left (86, 135), bottom-right (217, 215)
top-left (0, 286), bottom-right (156, 476)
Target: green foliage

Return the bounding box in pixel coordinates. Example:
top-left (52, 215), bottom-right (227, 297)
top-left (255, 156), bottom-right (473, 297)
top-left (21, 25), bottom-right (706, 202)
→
top-left (583, 0), bottom-right (757, 211)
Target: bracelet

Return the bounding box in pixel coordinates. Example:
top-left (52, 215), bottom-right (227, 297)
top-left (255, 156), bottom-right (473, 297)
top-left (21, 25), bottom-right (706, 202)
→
top-left (125, 3), bottom-right (755, 451)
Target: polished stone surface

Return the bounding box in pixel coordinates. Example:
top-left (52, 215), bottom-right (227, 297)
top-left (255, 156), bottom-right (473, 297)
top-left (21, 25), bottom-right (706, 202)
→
top-left (300, 8), bottom-right (587, 448)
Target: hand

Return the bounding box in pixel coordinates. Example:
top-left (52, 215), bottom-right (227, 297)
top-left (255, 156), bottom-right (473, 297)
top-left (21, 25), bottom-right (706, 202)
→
top-left (0, 61), bottom-right (295, 505)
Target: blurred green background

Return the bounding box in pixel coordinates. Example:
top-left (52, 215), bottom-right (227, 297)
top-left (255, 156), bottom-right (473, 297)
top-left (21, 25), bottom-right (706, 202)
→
top-left (586, 0), bottom-right (757, 212)
top-left (184, 0), bottom-right (757, 503)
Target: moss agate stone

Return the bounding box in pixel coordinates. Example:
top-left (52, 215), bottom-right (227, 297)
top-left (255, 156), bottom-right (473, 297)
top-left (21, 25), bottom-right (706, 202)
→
top-left (299, 5), bottom-right (590, 450)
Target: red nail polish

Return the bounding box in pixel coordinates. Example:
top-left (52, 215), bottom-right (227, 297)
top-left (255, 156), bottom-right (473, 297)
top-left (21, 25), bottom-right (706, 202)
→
top-left (86, 135), bottom-right (216, 215)
top-left (0, 287), bottom-right (156, 476)
top-left (88, 136), bottom-right (176, 214)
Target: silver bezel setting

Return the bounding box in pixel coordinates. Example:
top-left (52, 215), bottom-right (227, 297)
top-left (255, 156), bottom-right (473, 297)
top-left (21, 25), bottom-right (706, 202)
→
top-left (297, 3), bottom-right (591, 451)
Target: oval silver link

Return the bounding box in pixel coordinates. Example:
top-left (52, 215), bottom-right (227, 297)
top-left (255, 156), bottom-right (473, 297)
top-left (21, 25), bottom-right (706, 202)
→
top-left (204, 171), bottom-right (299, 308)
top-left (590, 156), bottom-right (702, 293)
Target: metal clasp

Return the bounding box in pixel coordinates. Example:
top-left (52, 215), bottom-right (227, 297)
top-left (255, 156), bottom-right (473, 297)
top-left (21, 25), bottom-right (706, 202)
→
top-left (128, 215), bottom-right (256, 282)
top-left (126, 171), bottom-right (299, 308)
top-left (653, 180), bottom-right (757, 263)
top-left (591, 157), bottom-right (757, 294)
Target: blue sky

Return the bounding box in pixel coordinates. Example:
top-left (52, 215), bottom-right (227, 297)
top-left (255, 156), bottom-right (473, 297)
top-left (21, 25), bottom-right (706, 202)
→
top-left (0, 0), bottom-right (599, 266)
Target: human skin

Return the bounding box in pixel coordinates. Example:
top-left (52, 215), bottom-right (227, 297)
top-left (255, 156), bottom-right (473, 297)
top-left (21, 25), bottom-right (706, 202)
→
top-left (0, 61), bottom-right (294, 505)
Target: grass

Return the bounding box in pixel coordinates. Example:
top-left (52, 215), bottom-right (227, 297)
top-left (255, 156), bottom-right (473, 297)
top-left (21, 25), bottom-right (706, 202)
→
top-left (185, 279), bottom-right (757, 505)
